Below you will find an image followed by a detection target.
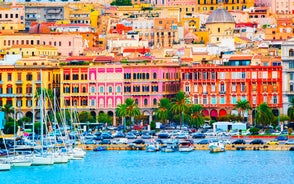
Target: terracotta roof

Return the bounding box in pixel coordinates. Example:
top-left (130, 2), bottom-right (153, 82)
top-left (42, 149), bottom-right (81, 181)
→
top-left (229, 56), bottom-right (253, 60)
top-left (65, 56), bottom-right (96, 62)
top-left (123, 47), bottom-right (150, 54)
top-left (94, 56), bottom-right (114, 62)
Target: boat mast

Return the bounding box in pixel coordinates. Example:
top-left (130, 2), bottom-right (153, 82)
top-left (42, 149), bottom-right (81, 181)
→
top-left (53, 88), bottom-right (57, 145)
top-left (13, 95), bottom-right (16, 156)
top-left (40, 69), bottom-right (44, 155)
top-left (32, 82), bottom-right (35, 144)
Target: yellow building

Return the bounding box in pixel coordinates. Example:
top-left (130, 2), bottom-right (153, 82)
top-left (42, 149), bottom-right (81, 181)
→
top-left (196, 0), bottom-right (254, 13)
top-left (205, 5), bottom-right (235, 44)
top-left (181, 17), bottom-right (200, 31)
top-left (194, 30), bottom-right (209, 44)
top-left (0, 56), bottom-right (57, 121)
top-left (5, 45), bottom-right (58, 58)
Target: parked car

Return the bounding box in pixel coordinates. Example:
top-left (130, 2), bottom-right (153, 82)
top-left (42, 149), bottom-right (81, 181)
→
top-left (192, 133), bottom-right (206, 139)
top-left (267, 139), bottom-right (279, 145)
top-left (276, 136), bottom-right (288, 141)
top-left (158, 133), bottom-right (170, 139)
top-left (196, 139), bottom-right (210, 144)
top-left (231, 139), bottom-right (246, 144)
top-left (176, 133), bottom-right (189, 139)
top-left (84, 140), bottom-right (97, 145)
top-left (98, 139), bottom-right (111, 145)
top-left (125, 133), bottom-right (137, 139)
top-left (113, 131), bottom-right (125, 138)
top-left (132, 139), bottom-right (145, 145)
top-left (249, 139), bottom-right (264, 144)
top-left (141, 133), bottom-right (152, 139)
top-left (285, 139), bottom-right (294, 145)
top-left (101, 133), bottom-right (113, 139)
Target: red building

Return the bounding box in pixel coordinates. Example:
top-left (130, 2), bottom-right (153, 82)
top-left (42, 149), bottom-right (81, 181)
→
top-left (181, 57), bottom-right (282, 124)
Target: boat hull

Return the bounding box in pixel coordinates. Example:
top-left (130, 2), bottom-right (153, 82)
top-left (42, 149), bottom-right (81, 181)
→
top-left (0, 163), bottom-right (11, 171)
top-left (179, 146), bottom-right (194, 152)
top-left (11, 161), bottom-right (32, 167)
top-left (32, 156), bottom-right (54, 166)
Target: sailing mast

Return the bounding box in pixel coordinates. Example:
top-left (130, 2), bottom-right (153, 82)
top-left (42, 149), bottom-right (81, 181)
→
top-left (40, 69), bottom-right (44, 155)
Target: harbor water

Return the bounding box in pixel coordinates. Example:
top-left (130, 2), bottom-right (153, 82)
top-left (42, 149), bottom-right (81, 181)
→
top-left (1, 151), bottom-right (294, 184)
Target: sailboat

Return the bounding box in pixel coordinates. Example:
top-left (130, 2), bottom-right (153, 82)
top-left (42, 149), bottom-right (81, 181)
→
top-left (8, 104), bottom-right (32, 167)
top-left (31, 71), bottom-right (54, 166)
top-left (0, 131), bottom-right (11, 171)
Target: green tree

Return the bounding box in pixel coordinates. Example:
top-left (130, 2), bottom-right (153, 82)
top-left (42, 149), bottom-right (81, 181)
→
top-left (78, 111), bottom-right (94, 123)
top-left (255, 103), bottom-right (274, 127)
top-left (3, 122), bottom-right (17, 134)
top-left (288, 98), bottom-right (294, 121)
top-left (1, 104), bottom-right (14, 122)
top-left (170, 91), bottom-right (188, 130)
top-left (155, 98), bottom-right (170, 124)
top-left (234, 100), bottom-right (251, 123)
top-left (98, 113), bottom-right (113, 125)
top-left (116, 98), bottom-right (140, 129)
top-left (188, 104), bottom-right (204, 128)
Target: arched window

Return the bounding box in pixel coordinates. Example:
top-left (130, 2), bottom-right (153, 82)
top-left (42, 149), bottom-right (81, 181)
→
top-left (289, 49), bottom-right (294, 56)
top-left (144, 99), bottom-right (148, 106)
top-left (108, 98), bottom-right (112, 107)
top-left (153, 98), bottom-right (157, 105)
top-left (290, 83), bottom-right (294, 92)
top-left (91, 73), bottom-right (95, 80)
top-left (108, 86), bottom-right (112, 93)
top-left (116, 98), bottom-right (121, 105)
top-left (116, 86), bottom-right (121, 93)
top-left (135, 99), bottom-right (139, 105)
top-left (153, 72), bottom-right (157, 79)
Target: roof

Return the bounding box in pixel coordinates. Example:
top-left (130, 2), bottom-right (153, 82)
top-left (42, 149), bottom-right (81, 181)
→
top-left (229, 55), bottom-right (253, 61)
top-left (65, 56), bottom-right (96, 62)
top-left (94, 56), bottom-right (114, 62)
top-left (206, 8), bottom-right (235, 24)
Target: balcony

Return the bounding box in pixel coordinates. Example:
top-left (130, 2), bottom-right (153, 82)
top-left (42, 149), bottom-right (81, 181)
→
top-left (16, 80), bottom-right (23, 84)
top-left (0, 94), bottom-right (16, 97)
top-left (202, 92), bottom-right (208, 95)
top-left (219, 91), bottom-right (226, 94)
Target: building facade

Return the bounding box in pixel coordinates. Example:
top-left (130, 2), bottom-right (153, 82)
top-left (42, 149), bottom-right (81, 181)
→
top-left (181, 59), bottom-right (282, 124)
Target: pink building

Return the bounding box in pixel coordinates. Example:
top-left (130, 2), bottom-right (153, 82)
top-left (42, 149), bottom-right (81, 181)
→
top-left (270, 0), bottom-right (294, 14)
top-left (151, 0), bottom-right (195, 6)
top-left (255, 0), bottom-right (271, 7)
top-left (122, 58), bottom-right (180, 123)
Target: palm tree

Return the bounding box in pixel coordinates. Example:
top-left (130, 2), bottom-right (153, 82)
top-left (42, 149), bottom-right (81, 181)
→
top-left (255, 103), bottom-right (274, 127)
top-left (170, 91), bottom-right (188, 130)
top-left (188, 104), bottom-right (204, 128)
top-left (234, 100), bottom-right (252, 123)
top-left (116, 98), bottom-right (140, 129)
top-left (288, 98), bottom-right (294, 121)
top-left (1, 104), bottom-right (14, 122)
top-left (155, 98), bottom-right (170, 124)
top-left (124, 98), bottom-right (141, 124)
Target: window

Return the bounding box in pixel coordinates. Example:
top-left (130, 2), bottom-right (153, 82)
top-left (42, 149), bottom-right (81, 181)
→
top-left (232, 83), bottom-right (236, 92)
top-left (185, 85), bottom-right (190, 93)
top-left (211, 96), bottom-right (216, 105)
top-left (241, 83), bottom-right (246, 92)
top-left (194, 84), bottom-right (198, 92)
top-left (72, 74), bottom-right (79, 80)
top-left (289, 49), bottom-right (294, 56)
top-left (263, 96), bottom-right (267, 103)
top-left (153, 98), bottom-right (157, 105)
top-left (218, 28), bottom-right (220, 33)
top-left (194, 97), bottom-right (199, 104)
top-left (203, 84), bottom-right (207, 93)
top-left (7, 86), bottom-right (13, 94)
top-left (220, 97), bottom-right (225, 104)
top-left (219, 72), bottom-right (225, 79)
top-left (17, 100), bottom-right (22, 107)
top-left (99, 86), bottom-right (104, 93)
top-left (252, 96), bottom-right (256, 104)
top-left (262, 71), bottom-right (268, 78)
top-left (220, 83), bottom-right (225, 92)
top-left (252, 72), bottom-right (257, 79)
top-left (272, 96), bottom-right (278, 104)
top-left (108, 86), bottom-right (112, 93)
top-left (272, 71), bottom-right (278, 79)
top-left (17, 73), bottom-right (21, 80)
top-left (231, 96), bottom-right (237, 104)
top-left (290, 73), bottom-right (294, 80)
top-left (203, 97), bottom-right (207, 104)
top-left (211, 84), bottom-right (215, 92)
top-left (91, 99), bottom-right (96, 106)
top-left (90, 86), bottom-right (96, 93)
top-left (82, 86), bottom-right (86, 93)
top-left (27, 99), bottom-right (32, 107)
top-left (290, 62), bottom-right (294, 69)
top-left (144, 99), bottom-right (148, 106)
top-left (26, 73), bottom-right (32, 81)
top-left (7, 73), bottom-right (12, 81)
top-left (117, 86), bottom-right (121, 93)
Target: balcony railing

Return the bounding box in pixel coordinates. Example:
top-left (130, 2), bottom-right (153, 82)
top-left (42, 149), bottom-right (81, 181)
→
top-left (219, 91), bottom-right (226, 94)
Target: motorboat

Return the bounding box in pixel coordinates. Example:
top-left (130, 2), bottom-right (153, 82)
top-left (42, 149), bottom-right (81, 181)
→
top-left (0, 159), bottom-right (11, 171)
top-left (209, 141), bottom-right (225, 153)
top-left (178, 140), bottom-right (194, 152)
top-left (146, 142), bottom-right (160, 152)
top-left (160, 139), bottom-right (178, 152)
top-left (31, 153), bottom-right (54, 165)
top-left (8, 155), bottom-right (32, 167)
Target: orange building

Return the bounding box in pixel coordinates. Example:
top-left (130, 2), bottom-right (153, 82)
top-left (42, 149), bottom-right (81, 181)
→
top-left (181, 57), bottom-right (282, 124)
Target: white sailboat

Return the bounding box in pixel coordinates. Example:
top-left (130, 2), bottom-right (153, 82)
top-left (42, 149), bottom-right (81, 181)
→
top-left (0, 134), bottom-right (11, 171)
top-left (31, 70), bottom-right (54, 166)
top-left (0, 159), bottom-right (11, 171)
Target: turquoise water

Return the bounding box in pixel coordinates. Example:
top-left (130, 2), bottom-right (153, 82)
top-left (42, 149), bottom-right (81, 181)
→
top-left (1, 151), bottom-right (294, 184)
